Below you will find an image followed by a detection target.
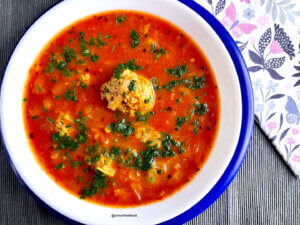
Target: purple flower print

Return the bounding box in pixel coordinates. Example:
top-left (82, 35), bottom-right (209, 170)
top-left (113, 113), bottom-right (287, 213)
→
top-left (248, 24), bottom-right (295, 80)
top-left (274, 24), bottom-right (295, 60)
top-left (267, 121), bottom-right (277, 130)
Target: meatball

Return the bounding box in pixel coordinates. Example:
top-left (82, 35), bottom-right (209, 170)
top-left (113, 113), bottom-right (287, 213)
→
top-left (101, 69), bottom-right (155, 116)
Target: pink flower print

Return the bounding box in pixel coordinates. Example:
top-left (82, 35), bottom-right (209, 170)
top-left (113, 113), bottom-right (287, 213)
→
top-left (292, 155), bottom-right (300, 163)
top-left (287, 137), bottom-right (295, 145)
top-left (240, 0), bottom-right (251, 3)
top-left (267, 121), bottom-right (277, 130)
top-left (270, 40), bottom-right (283, 54)
top-left (257, 15), bottom-right (269, 27)
top-left (292, 128), bottom-right (299, 135)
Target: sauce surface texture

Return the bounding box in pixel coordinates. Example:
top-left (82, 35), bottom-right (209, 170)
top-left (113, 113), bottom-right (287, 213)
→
top-left (23, 11), bottom-right (220, 207)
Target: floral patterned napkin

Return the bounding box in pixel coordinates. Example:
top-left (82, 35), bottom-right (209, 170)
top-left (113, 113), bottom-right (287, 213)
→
top-left (195, 0), bottom-right (300, 177)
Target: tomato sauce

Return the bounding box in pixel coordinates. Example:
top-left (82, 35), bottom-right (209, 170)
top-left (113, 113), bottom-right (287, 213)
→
top-left (23, 11), bottom-right (220, 207)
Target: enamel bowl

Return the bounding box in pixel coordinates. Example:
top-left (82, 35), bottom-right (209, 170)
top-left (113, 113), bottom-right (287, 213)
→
top-left (0, 0), bottom-right (253, 224)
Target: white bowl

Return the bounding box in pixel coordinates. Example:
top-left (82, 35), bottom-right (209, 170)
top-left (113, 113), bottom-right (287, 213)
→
top-left (0, 0), bottom-right (253, 224)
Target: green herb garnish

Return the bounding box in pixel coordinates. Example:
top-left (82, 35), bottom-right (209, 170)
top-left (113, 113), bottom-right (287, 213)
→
top-left (108, 118), bottom-right (135, 137)
top-left (80, 170), bottom-right (108, 199)
top-left (64, 86), bottom-right (77, 102)
top-left (192, 103), bottom-right (208, 116)
top-left (113, 59), bottom-right (142, 79)
top-left (116, 15), bottom-right (126, 25)
top-left (55, 162), bottom-right (64, 170)
top-left (165, 65), bottom-right (188, 78)
top-left (128, 80), bottom-right (137, 91)
top-left (176, 116), bottom-right (189, 130)
top-left (130, 29), bottom-right (140, 48)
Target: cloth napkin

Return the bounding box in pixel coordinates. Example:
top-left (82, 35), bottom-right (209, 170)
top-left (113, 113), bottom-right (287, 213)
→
top-left (195, 0), bottom-right (300, 177)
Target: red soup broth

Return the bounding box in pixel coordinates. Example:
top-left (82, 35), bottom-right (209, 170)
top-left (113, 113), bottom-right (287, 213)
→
top-left (23, 10), bottom-right (220, 207)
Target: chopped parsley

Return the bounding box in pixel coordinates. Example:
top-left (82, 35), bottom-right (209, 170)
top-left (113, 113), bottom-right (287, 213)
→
top-left (111, 45), bottom-right (115, 53)
top-left (80, 41), bottom-right (90, 56)
top-left (161, 133), bottom-right (185, 156)
top-left (105, 35), bottom-right (112, 39)
top-left (75, 116), bottom-right (88, 143)
top-left (52, 115), bottom-right (87, 151)
top-left (162, 75), bottom-right (206, 92)
top-left (85, 143), bottom-right (100, 156)
top-left (113, 59), bottom-right (142, 79)
top-left (64, 86), bottom-right (77, 102)
top-left (134, 145), bottom-right (160, 171)
top-left (50, 77), bottom-right (57, 83)
top-left (165, 65), bottom-right (188, 78)
top-left (90, 54), bottom-right (100, 62)
top-left (150, 77), bottom-right (161, 91)
top-left (61, 68), bottom-right (72, 77)
top-left (47, 117), bottom-right (54, 124)
top-left (77, 59), bottom-right (86, 65)
top-left (135, 111), bottom-right (154, 122)
top-left (144, 96), bottom-right (152, 104)
top-left (116, 15), bottom-right (126, 25)
top-left (176, 98), bottom-right (181, 104)
top-left (52, 132), bottom-right (80, 151)
top-left (128, 80), bottom-right (137, 91)
top-left (108, 118), bottom-right (135, 137)
top-left (96, 33), bottom-right (107, 47)
top-left (56, 61), bottom-right (66, 71)
top-left (130, 29), bottom-right (140, 48)
top-left (176, 116), bottom-right (189, 130)
top-left (125, 148), bottom-right (131, 155)
top-left (63, 46), bottom-right (77, 63)
top-left (45, 62), bottom-right (54, 74)
top-left (80, 170), bottom-right (108, 199)
top-left (110, 146), bottom-right (122, 157)
top-left (161, 134), bottom-right (176, 158)
top-left (31, 115), bottom-right (38, 121)
top-left (36, 85), bottom-right (42, 92)
top-left (150, 43), bottom-right (167, 61)
top-left (90, 154), bottom-right (100, 164)
top-left (115, 111), bottom-right (120, 118)
top-left (42, 105), bottom-right (48, 112)
top-left (55, 162), bottom-right (64, 170)
top-left (79, 32), bottom-right (105, 62)
top-left (192, 103), bottom-right (208, 116)
top-left (191, 76), bottom-right (206, 90)
top-left (80, 81), bottom-right (87, 89)
top-left (191, 118), bottom-right (200, 135)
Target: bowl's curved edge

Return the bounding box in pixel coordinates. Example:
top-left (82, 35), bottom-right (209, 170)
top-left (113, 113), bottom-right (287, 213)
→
top-left (159, 1), bottom-right (254, 224)
top-left (0, 0), bottom-right (254, 225)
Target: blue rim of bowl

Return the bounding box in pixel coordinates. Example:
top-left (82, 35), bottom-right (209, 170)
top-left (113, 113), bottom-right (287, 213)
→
top-left (0, 0), bottom-right (254, 224)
